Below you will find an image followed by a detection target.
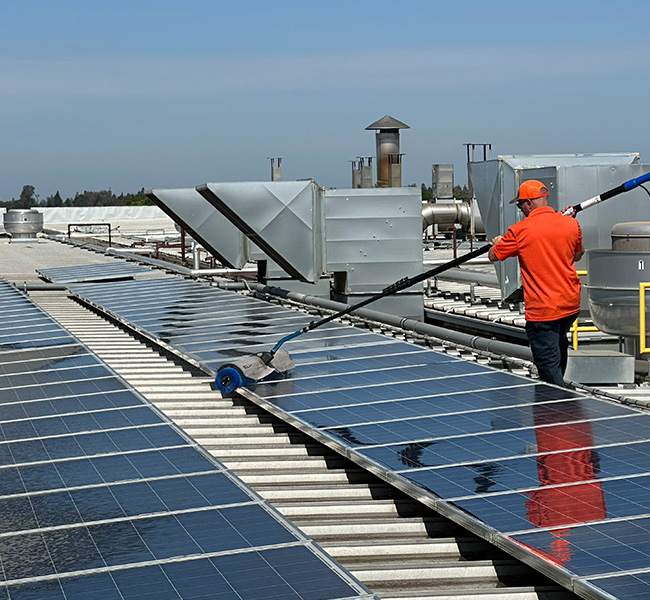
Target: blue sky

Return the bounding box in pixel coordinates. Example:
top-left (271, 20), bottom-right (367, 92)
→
top-left (1, 0), bottom-right (649, 200)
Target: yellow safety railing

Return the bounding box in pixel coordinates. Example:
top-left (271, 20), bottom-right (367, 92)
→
top-left (570, 320), bottom-right (599, 350)
top-left (639, 282), bottom-right (650, 353)
top-left (570, 270), bottom-right (599, 350)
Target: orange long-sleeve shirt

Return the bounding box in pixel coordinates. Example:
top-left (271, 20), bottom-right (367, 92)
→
top-left (492, 206), bottom-right (583, 321)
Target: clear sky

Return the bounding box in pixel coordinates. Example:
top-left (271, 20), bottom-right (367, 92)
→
top-left (1, 0), bottom-right (649, 201)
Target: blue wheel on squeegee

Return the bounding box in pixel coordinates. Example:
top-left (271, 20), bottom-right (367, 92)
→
top-left (215, 367), bottom-right (243, 394)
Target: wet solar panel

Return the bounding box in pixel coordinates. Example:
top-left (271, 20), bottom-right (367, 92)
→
top-left (0, 282), bottom-right (374, 600)
top-left (53, 266), bottom-right (650, 599)
top-left (37, 261), bottom-right (157, 283)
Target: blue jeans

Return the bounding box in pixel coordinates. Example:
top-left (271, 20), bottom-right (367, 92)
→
top-left (525, 312), bottom-right (579, 387)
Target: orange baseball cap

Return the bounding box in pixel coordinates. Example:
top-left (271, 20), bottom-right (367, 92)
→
top-left (510, 180), bottom-right (549, 203)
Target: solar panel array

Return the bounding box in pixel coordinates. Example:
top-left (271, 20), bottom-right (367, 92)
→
top-left (37, 261), bottom-right (157, 284)
top-left (55, 268), bottom-right (650, 599)
top-left (0, 280), bottom-right (374, 600)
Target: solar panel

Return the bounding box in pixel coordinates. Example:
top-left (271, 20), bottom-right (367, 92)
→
top-left (0, 282), bottom-right (374, 600)
top-left (37, 261), bottom-right (158, 283)
top-left (56, 267), bottom-right (650, 599)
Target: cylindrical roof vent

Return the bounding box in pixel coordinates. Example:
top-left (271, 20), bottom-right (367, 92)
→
top-left (3, 209), bottom-right (43, 242)
top-left (586, 222), bottom-right (650, 336)
top-left (611, 222), bottom-right (650, 252)
top-left (366, 116), bottom-right (409, 188)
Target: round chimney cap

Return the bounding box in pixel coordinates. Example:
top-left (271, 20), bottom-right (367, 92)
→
top-left (365, 115), bottom-right (410, 131)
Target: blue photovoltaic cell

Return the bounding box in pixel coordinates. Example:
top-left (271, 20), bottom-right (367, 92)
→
top-left (0, 350), bottom-right (97, 375)
top-left (0, 281), bottom-right (373, 600)
top-left (256, 371), bottom-right (530, 413)
top-left (345, 396), bottom-right (628, 441)
top-left (590, 571), bottom-right (650, 599)
top-left (63, 269), bottom-right (650, 599)
top-left (292, 384), bottom-right (575, 428)
top-left (37, 261), bottom-right (156, 283)
top-left (511, 517), bottom-right (650, 577)
top-left (360, 412), bottom-right (650, 471)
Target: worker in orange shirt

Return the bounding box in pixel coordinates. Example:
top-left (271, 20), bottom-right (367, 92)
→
top-left (489, 180), bottom-right (584, 387)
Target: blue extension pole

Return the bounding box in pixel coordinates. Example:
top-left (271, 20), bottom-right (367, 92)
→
top-left (563, 171), bottom-right (650, 216)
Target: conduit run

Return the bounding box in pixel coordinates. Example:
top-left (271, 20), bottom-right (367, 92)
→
top-left (248, 283), bottom-right (533, 362)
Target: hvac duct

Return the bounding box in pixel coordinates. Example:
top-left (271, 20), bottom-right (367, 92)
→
top-left (422, 202), bottom-right (471, 230)
top-left (469, 153), bottom-right (650, 301)
top-left (421, 201), bottom-right (485, 235)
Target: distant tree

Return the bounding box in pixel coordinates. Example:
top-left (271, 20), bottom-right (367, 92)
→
top-left (123, 188), bottom-right (153, 206)
top-left (453, 184), bottom-right (472, 200)
top-left (45, 191), bottom-right (63, 207)
top-left (119, 188), bottom-right (153, 206)
top-left (421, 184), bottom-right (433, 201)
top-left (71, 192), bottom-right (92, 207)
top-left (0, 185), bottom-right (156, 208)
top-left (18, 185), bottom-right (37, 208)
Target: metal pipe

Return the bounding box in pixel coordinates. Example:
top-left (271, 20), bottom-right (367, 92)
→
top-left (248, 283), bottom-right (532, 361)
top-left (188, 267), bottom-right (257, 277)
top-left (107, 247), bottom-right (155, 254)
top-left (422, 201), bottom-right (485, 235)
top-left (11, 282), bottom-right (69, 291)
top-left (422, 202), bottom-right (471, 230)
top-left (210, 281), bottom-right (249, 290)
top-left (433, 268), bottom-right (500, 288)
top-left (192, 242), bottom-right (200, 270)
top-left (67, 223), bottom-right (111, 246)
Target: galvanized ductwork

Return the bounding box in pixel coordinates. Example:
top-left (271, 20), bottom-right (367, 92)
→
top-left (421, 201), bottom-right (471, 230)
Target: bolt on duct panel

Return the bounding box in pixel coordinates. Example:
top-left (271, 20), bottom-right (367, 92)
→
top-left (146, 188), bottom-right (249, 269)
top-left (197, 180), bottom-right (325, 283)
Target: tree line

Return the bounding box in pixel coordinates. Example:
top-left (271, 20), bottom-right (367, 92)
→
top-left (419, 184), bottom-right (472, 201)
top-left (3, 183), bottom-right (472, 210)
top-left (1, 185), bottom-right (153, 210)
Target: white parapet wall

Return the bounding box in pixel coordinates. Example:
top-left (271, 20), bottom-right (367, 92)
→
top-left (0, 206), bottom-right (177, 237)
top-left (37, 206), bottom-right (170, 224)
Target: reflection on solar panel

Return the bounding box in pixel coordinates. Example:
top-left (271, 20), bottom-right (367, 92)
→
top-left (0, 281), bottom-right (374, 600)
top-left (37, 261), bottom-right (157, 283)
top-left (54, 265), bottom-right (650, 599)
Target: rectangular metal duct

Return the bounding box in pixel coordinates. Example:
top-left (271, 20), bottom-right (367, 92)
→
top-left (432, 164), bottom-right (454, 199)
top-left (196, 181), bottom-right (325, 283)
top-left (145, 188), bottom-right (249, 269)
top-left (469, 153), bottom-right (650, 301)
top-left (324, 187), bottom-right (423, 319)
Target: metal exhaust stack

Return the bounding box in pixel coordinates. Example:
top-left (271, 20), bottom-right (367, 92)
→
top-left (365, 115), bottom-right (410, 188)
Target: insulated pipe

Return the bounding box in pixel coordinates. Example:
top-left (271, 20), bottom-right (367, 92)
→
top-left (210, 281), bottom-right (249, 290)
top-left (11, 282), bottom-right (69, 291)
top-left (248, 283), bottom-right (533, 361)
top-left (432, 268), bottom-right (500, 288)
top-left (422, 201), bottom-right (485, 234)
top-left (422, 202), bottom-right (472, 230)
